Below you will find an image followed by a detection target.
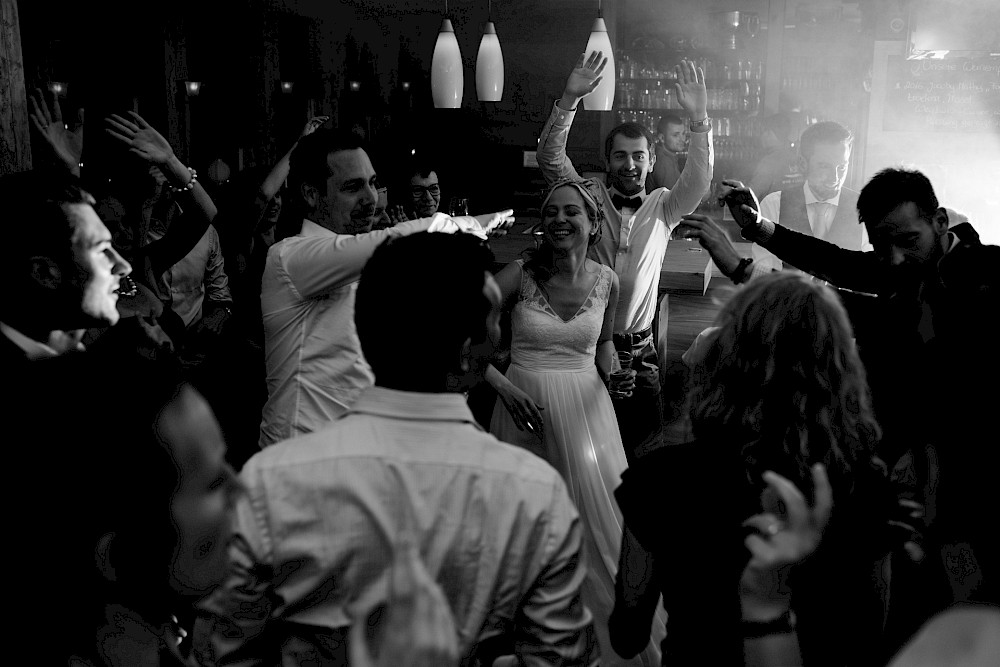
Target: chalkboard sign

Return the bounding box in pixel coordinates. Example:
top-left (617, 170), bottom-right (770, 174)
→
top-left (883, 56), bottom-right (1000, 133)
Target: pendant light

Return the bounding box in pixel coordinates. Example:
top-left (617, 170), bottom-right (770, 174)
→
top-left (431, 0), bottom-right (463, 108)
top-left (582, 0), bottom-right (616, 111)
top-left (476, 0), bottom-right (504, 101)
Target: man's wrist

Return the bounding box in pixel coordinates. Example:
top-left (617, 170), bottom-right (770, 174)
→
top-left (557, 93), bottom-right (581, 112)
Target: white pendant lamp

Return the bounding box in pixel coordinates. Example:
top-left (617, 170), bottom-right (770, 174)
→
top-left (476, 0), bottom-right (504, 101)
top-left (431, 1), bottom-right (464, 108)
top-left (582, 0), bottom-right (616, 111)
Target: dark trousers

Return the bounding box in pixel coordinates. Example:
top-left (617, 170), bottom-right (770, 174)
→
top-left (612, 330), bottom-right (663, 465)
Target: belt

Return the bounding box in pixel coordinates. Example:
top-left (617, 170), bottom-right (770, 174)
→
top-left (613, 326), bottom-right (653, 346)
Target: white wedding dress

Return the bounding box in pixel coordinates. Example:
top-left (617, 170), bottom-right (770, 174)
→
top-left (490, 260), bottom-right (666, 666)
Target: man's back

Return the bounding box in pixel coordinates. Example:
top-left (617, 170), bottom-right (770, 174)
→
top-left (198, 387), bottom-right (597, 666)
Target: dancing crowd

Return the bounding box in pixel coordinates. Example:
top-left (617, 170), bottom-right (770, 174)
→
top-left (3, 46), bottom-right (999, 667)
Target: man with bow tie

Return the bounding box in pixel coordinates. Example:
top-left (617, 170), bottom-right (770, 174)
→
top-left (749, 121), bottom-right (871, 276)
top-left (536, 50), bottom-right (713, 462)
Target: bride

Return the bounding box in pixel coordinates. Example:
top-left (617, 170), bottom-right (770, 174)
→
top-left (486, 177), bottom-right (665, 666)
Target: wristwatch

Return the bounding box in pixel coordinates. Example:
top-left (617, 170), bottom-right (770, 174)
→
top-left (689, 116), bottom-right (711, 132)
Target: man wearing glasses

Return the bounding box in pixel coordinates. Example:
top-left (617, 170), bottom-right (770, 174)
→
top-left (409, 161), bottom-right (442, 218)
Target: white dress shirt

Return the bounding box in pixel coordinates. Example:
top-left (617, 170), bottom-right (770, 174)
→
top-left (536, 102), bottom-right (714, 335)
top-left (751, 183), bottom-right (871, 273)
top-left (258, 214), bottom-right (490, 448)
top-left (196, 387), bottom-right (597, 666)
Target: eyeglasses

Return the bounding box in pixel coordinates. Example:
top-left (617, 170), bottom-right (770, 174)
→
top-left (411, 184), bottom-right (441, 198)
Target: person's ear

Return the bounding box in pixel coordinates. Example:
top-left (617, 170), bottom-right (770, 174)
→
top-left (459, 337), bottom-right (472, 373)
top-left (29, 256), bottom-right (62, 290)
top-left (95, 532), bottom-right (117, 582)
top-left (931, 207), bottom-right (950, 234)
top-left (300, 181), bottom-right (319, 209)
top-left (648, 149), bottom-right (656, 169)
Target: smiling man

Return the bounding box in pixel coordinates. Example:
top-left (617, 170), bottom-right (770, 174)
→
top-left (0, 171), bottom-right (132, 365)
top-left (750, 120), bottom-right (870, 274)
top-left (258, 128), bottom-right (514, 447)
top-left (536, 50), bottom-right (713, 462)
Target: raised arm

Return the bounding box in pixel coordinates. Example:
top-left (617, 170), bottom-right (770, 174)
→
top-left (660, 60), bottom-right (713, 230)
top-left (250, 116), bottom-right (330, 232)
top-left (28, 89), bottom-right (82, 177)
top-left (536, 51), bottom-right (607, 186)
top-left (105, 111), bottom-right (218, 275)
top-left (287, 211), bottom-right (515, 300)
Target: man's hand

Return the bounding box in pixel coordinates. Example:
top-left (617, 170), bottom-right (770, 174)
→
top-left (674, 59), bottom-right (708, 120)
top-left (560, 50), bottom-right (608, 110)
top-left (193, 306), bottom-right (231, 339)
top-left (677, 214), bottom-right (743, 276)
top-left (467, 209), bottom-right (515, 238)
top-left (349, 536), bottom-right (459, 667)
top-left (300, 115), bottom-right (330, 139)
top-left (29, 88), bottom-right (82, 175)
top-left (387, 205), bottom-right (411, 225)
top-left (105, 111), bottom-right (175, 165)
top-left (717, 179), bottom-right (762, 229)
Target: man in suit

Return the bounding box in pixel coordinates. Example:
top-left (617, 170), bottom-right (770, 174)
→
top-left (0, 170), bottom-right (132, 364)
top-left (750, 120), bottom-right (870, 275)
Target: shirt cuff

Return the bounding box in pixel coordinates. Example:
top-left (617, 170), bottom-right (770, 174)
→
top-left (426, 212), bottom-right (488, 239)
top-left (551, 100), bottom-right (576, 125)
top-left (742, 216), bottom-right (776, 245)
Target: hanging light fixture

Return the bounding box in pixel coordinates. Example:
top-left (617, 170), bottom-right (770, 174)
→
top-left (431, 0), bottom-right (463, 108)
top-left (582, 0), bottom-right (616, 111)
top-left (476, 0), bottom-right (504, 101)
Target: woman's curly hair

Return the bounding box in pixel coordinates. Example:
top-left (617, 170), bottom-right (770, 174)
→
top-left (687, 272), bottom-right (881, 501)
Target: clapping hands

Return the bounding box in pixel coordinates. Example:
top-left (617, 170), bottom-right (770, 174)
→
top-left (105, 111), bottom-right (175, 165)
top-left (717, 179), bottom-right (763, 229)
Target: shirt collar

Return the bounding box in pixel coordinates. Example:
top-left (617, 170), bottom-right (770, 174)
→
top-left (345, 386), bottom-right (485, 430)
top-left (804, 183), bottom-right (841, 207)
top-left (0, 322), bottom-right (61, 360)
top-left (300, 219), bottom-right (338, 238)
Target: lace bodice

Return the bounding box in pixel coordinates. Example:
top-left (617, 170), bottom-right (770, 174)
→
top-left (510, 260), bottom-right (612, 372)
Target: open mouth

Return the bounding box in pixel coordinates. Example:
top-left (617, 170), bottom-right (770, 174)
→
top-left (548, 228), bottom-right (573, 240)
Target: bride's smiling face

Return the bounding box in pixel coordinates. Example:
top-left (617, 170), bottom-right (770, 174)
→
top-left (541, 185), bottom-right (595, 251)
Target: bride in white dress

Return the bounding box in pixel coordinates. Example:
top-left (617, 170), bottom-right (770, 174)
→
top-left (486, 178), bottom-right (665, 666)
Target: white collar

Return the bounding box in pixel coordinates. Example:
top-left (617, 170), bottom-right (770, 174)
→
top-left (804, 183), bottom-right (841, 207)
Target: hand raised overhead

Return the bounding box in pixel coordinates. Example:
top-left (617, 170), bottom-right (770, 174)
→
top-left (300, 115), bottom-right (331, 138)
top-left (29, 88), bottom-right (81, 175)
top-left (563, 50), bottom-right (608, 101)
top-left (105, 111), bottom-right (175, 165)
top-left (673, 59), bottom-right (708, 118)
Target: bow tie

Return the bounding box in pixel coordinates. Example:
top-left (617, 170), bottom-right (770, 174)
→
top-left (612, 193), bottom-right (643, 211)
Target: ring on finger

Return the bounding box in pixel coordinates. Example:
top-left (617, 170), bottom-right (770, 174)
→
top-left (766, 522), bottom-right (784, 536)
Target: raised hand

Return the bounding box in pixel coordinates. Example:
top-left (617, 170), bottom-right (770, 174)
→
top-left (743, 464), bottom-right (833, 572)
top-left (300, 115), bottom-right (330, 139)
top-left (105, 111), bottom-right (175, 165)
top-left (678, 213), bottom-right (743, 276)
top-left (349, 533), bottom-right (459, 667)
top-left (563, 50), bottom-right (608, 102)
top-left (673, 59), bottom-right (708, 119)
top-left (29, 88), bottom-right (81, 175)
top-left (717, 179), bottom-right (762, 229)
top-left (387, 205), bottom-right (411, 225)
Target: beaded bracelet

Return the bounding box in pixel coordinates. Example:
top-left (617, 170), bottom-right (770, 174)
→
top-left (169, 167), bottom-right (198, 194)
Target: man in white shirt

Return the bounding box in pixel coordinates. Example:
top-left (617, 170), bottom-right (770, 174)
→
top-left (258, 129), bottom-right (513, 447)
top-left (750, 120), bottom-right (871, 277)
top-left (0, 171), bottom-right (132, 364)
top-left (536, 50), bottom-right (713, 461)
top-left (196, 233), bottom-right (598, 666)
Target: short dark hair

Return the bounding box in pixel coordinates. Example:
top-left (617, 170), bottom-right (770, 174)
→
top-left (857, 167), bottom-right (939, 228)
top-left (799, 121), bottom-right (853, 161)
top-left (287, 127), bottom-right (367, 208)
top-left (355, 233), bottom-right (495, 391)
top-left (0, 170), bottom-right (95, 285)
top-left (408, 155), bottom-right (438, 181)
top-left (656, 113), bottom-right (685, 135)
top-left (604, 122), bottom-right (655, 162)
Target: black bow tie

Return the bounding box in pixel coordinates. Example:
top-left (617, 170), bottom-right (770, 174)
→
top-left (612, 193), bottom-right (643, 211)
